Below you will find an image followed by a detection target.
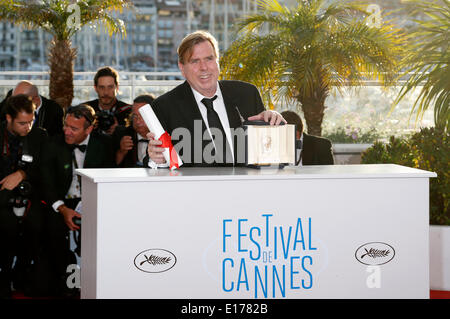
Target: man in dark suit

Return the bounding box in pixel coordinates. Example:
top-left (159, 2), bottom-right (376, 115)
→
top-left (146, 30), bottom-right (286, 167)
top-left (0, 95), bottom-right (47, 298)
top-left (281, 111), bottom-right (334, 165)
top-left (83, 66), bottom-right (131, 135)
top-left (11, 81), bottom-right (64, 137)
top-left (113, 94), bottom-right (155, 167)
top-left (40, 104), bottom-right (114, 297)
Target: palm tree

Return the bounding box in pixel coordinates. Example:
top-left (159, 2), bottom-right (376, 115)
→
top-left (220, 0), bottom-right (406, 136)
top-left (393, 0), bottom-right (449, 132)
top-left (0, 0), bottom-right (132, 109)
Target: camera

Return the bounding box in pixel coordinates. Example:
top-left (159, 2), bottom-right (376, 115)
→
top-left (97, 110), bottom-right (116, 132)
top-left (6, 153), bottom-right (34, 217)
top-left (73, 217), bottom-right (82, 227)
top-left (8, 180), bottom-right (33, 217)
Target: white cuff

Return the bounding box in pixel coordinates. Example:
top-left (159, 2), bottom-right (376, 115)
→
top-left (52, 200), bottom-right (65, 213)
top-left (147, 159), bottom-right (169, 169)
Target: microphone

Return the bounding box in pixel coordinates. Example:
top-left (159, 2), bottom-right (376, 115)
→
top-left (235, 106), bottom-right (245, 125)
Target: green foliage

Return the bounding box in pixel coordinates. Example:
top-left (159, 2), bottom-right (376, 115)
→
top-left (393, 0), bottom-right (450, 131)
top-left (323, 126), bottom-right (381, 144)
top-left (0, 0), bottom-right (130, 40)
top-left (220, 0), bottom-right (406, 135)
top-left (361, 127), bottom-right (449, 225)
top-left (409, 127), bottom-right (449, 225)
top-left (361, 135), bottom-right (415, 166)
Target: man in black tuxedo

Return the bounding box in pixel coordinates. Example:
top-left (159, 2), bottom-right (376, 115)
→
top-left (83, 66), bottom-right (131, 135)
top-left (146, 30), bottom-right (285, 167)
top-left (40, 104), bottom-right (114, 297)
top-left (113, 94), bottom-right (155, 167)
top-left (0, 95), bottom-right (47, 298)
top-left (12, 81), bottom-right (64, 137)
top-left (281, 111), bottom-right (334, 165)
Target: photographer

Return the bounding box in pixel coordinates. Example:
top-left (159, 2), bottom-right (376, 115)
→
top-left (113, 94), bottom-right (155, 167)
top-left (83, 66), bottom-right (131, 135)
top-left (0, 95), bottom-right (47, 298)
top-left (40, 104), bottom-right (114, 298)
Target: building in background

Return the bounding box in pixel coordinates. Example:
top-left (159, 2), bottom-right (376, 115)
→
top-left (0, 0), bottom-right (418, 72)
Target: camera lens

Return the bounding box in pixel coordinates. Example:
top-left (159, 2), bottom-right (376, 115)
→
top-left (17, 181), bottom-right (32, 197)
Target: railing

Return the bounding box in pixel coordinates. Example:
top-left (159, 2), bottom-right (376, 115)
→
top-left (0, 71), bottom-right (184, 105)
top-left (0, 71), bottom-right (434, 141)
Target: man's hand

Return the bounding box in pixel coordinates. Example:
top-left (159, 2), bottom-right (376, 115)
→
top-left (119, 135), bottom-right (134, 152)
top-left (105, 117), bottom-right (119, 135)
top-left (0, 170), bottom-right (26, 191)
top-left (58, 204), bottom-right (81, 231)
top-left (247, 110), bottom-right (287, 125)
top-left (115, 135), bottom-right (134, 165)
top-left (146, 132), bottom-right (167, 164)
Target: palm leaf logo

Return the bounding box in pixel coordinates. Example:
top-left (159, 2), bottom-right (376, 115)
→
top-left (360, 248), bottom-right (390, 259)
top-left (140, 254), bottom-right (172, 266)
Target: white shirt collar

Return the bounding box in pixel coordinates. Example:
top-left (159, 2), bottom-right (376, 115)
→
top-left (191, 84), bottom-right (221, 105)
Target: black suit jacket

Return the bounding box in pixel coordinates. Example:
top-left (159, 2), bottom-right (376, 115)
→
top-left (34, 96), bottom-right (64, 137)
top-left (112, 125), bottom-right (145, 168)
top-left (301, 133), bottom-right (334, 165)
top-left (0, 122), bottom-right (47, 204)
top-left (149, 80), bottom-right (265, 166)
top-left (84, 99), bottom-right (132, 126)
top-left (40, 131), bottom-right (115, 206)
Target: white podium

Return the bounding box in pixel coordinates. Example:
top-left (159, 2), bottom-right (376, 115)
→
top-left (77, 164), bottom-right (435, 299)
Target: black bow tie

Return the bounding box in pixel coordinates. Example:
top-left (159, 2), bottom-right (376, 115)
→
top-left (73, 144), bottom-right (87, 153)
top-left (138, 139), bottom-right (148, 144)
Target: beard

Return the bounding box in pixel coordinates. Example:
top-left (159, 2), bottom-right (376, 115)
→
top-left (99, 96), bottom-right (116, 108)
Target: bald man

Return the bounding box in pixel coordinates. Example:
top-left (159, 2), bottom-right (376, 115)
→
top-left (10, 81), bottom-right (64, 136)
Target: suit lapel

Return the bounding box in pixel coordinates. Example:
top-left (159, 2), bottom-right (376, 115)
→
top-left (84, 134), bottom-right (97, 168)
top-left (219, 81), bottom-right (243, 129)
top-left (61, 139), bottom-right (74, 190)
top-left (178, 81), bottom-right (205, 130)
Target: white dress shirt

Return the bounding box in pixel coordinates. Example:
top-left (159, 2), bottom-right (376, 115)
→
top-left (148, 82), bottom-right (234, 168)
top-left (136, 133), bottom-right (148, 165)
top-left (52, 134), bottom-right (90, 212)
top-left (191, 86), bottom-right (234, 159)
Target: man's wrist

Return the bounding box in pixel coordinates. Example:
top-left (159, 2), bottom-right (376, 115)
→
top-left (16, 169), bottom-right (26, 180)
top-left (52, 200), bottom-right (65, 213)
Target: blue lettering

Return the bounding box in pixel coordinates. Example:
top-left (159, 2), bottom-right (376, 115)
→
top-left (308, 218), bottom-right (317, 250)
top-left (222, 258), bottom-right (234, 292)
top-left (302, 256), bottom-right (313, 289)
top-left (293, 218), bottom-right (306, 251)
top-left (272, 265), bottom-right (286, 298)
top-left (254, 265), bottom-right (268, 298)
top-left (237, 258), bottom-right (249, 291)
top-left (238, 219), bottom-right (248, 252)
top-left (262, 214), bottom-right (273, 247)
top-left (280, 226), bottom-right (292, 259)
top-left (223, 219), bottom-right (232, 252)
top-left (290, 256), bottom-right (301, 289)
top-left (249, 226), bottom-right (261, 260)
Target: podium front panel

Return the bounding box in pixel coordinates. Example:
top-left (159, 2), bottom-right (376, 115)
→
top-left (77, 165), bottom-right (434, 299)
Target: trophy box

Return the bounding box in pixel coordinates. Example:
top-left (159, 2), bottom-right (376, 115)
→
top-left (243, 121), bottom-right (296, 167)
